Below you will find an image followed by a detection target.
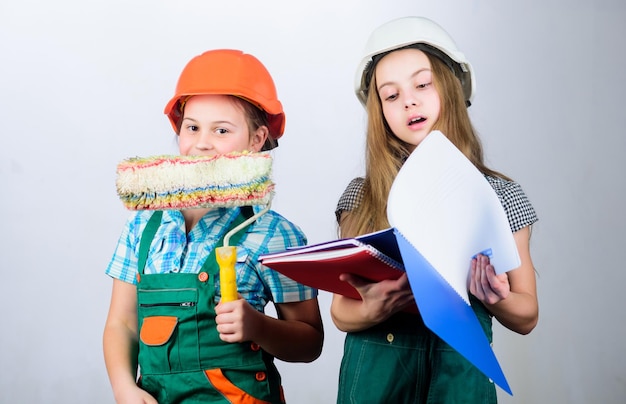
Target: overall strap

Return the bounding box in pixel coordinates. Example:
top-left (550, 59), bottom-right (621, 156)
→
top-left (137, 211), bottom-right (164, 275)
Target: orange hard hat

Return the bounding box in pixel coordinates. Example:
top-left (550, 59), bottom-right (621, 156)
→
top-left (164, 49), bottom-right (285, 140)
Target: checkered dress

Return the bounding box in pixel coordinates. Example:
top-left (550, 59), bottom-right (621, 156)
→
top-left (335, 175), bottom-right (538, 232)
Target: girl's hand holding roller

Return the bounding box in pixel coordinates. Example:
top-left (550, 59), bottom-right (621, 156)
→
top-left (215, 296), bottom-right (262, 343)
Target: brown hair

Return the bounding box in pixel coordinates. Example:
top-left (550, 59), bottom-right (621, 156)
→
top-left (341, 49), bottom-right (509, 238)
top-left (234, 96), bottom-right (277, 151)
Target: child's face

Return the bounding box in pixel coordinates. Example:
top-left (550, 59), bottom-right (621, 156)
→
top-left (375, 48), bottom-right (441, 150)
top-left (178, 94), bottom-right (267, 156)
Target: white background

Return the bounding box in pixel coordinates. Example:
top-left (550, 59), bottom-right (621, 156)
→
top-left (1, 0), bottom-right (625, 403)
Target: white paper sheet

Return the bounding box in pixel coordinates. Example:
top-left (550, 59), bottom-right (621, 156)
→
top-left (387, 131), bottom-right (520, 304)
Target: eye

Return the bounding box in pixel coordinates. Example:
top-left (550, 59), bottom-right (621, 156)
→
top-left (416, 82), bottom-right (432, 89)
top-left (185, 124), bottom-right (198, 132)
top-left (215, 128), bottom-right (229, 135)
top-left (384, 92), bottom-right (398, 102)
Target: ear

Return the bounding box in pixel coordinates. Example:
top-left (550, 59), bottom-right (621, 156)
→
top-left (249, 126), bottom-right (269, 152)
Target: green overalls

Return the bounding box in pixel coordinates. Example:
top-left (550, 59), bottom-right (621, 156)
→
top-left (135, 209), bottom-right (285, 404)
top-left (337, 296), bottom-right (497, 404)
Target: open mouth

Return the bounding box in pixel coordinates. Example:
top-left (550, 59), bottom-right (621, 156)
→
top-left (408, 117), bottom-right (426, 126)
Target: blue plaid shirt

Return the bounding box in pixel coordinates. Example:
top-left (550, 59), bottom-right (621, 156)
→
top-left (106, 207), bottom-right (317, 311)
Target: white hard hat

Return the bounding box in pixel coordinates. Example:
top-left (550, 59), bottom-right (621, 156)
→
top-left (355, 16), bottom-right (475, 107)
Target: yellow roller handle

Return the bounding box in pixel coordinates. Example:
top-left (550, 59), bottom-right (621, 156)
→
top-left (216, 246), bottom-right (238, 302)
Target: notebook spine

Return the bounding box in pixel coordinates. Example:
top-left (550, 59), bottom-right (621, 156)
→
top-left (362, 243), bottom-right (404, 270)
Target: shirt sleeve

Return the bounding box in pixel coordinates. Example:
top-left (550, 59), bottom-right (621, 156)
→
top-left (105, 211), bottom-right (152, 284)
top-left (487, 176), bottom-right (538, 233)
top-left (236, 210), bottom-right (316, 307)
top-left (335, 177), bottom-right (365, 223)
top-left (261, 217), bottom-right (315, 304)
top-left (105, 213), bottom-right (137, 284)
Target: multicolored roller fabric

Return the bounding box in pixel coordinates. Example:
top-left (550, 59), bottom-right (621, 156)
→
top-left (116, 151), bottom-right (274, 210)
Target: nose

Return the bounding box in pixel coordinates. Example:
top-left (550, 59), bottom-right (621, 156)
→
top-left (403, 92), bottom-right (419, 109)
top-left (195, 131), bottom-right (214, 151)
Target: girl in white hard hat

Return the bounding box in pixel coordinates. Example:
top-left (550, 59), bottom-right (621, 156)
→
top-left (332, 17), bottom-right (538, 403)
top-left (103, 49), bottom-right (323, 404)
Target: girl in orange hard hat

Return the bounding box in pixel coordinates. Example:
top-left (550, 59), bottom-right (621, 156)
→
top-left (103, 49), bottom-right (323, 404)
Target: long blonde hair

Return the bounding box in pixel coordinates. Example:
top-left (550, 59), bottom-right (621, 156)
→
top-left (341, 49), bottom-right (509, 238)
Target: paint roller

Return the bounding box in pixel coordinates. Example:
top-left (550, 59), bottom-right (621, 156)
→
top-left (116, 150), bottom-right (274, 301)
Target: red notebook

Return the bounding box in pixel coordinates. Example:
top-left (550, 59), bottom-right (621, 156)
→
top-left (258, 229), bottom-right (405, 300)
